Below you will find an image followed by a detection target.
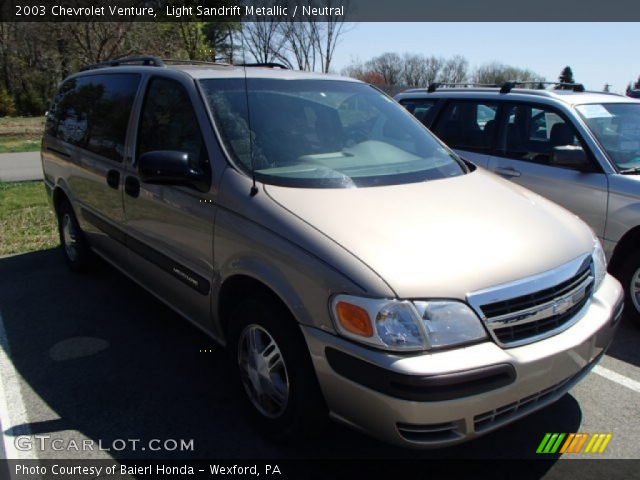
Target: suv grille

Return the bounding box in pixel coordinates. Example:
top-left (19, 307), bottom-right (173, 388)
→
top-left (479, 261), bottom-right (593, 347)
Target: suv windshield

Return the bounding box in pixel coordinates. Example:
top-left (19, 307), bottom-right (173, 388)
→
top-left (576, 103), bottom-right (640, 172)
top-left (200, 79), bottom-right (466, 187)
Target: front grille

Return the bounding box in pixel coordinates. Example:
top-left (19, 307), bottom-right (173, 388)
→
top-left (492, 291), bottom-right (591, 344)
top-left (474, 376), bottom-right (572, 432)
top-left (397, 421), bottom-right (463, 443)
top-left (474, 351), bottom-right (603, 433)
top-left (481, 265), bottom-right (591, 318)
top-left (480, 262), bottom-right (593, 347)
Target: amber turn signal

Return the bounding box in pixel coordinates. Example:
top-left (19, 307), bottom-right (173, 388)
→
top-left (336, 301), bottom-right (374, 337)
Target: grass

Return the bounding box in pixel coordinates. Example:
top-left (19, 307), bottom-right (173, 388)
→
top-left (0, 181), bottom-right (58, 256)
top-left (0, 116), bottom-right (45, 153)
top-left (0, 136), bottom-right (41, 153)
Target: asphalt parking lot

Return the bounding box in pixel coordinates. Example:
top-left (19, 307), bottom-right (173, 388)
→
top-left (0, 248), bottom-right (638, 476)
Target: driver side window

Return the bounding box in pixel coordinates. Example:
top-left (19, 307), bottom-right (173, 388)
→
top-left (137, 77), bottom-right (210, 175)
top-left (497, 103), bottom-right (580, 165)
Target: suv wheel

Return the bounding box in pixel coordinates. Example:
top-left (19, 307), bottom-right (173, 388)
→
top-left (620, 250), bottom-right (640, 325)
top-left (57, 200), bottom-right (92, 272)
top-left (228, 294), bottom-right (326, 441)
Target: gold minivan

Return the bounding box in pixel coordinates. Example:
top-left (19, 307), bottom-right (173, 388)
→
top-left (42, 57), bottom-right (623, 448)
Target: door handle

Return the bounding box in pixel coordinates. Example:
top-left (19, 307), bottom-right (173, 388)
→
top-left (494, 166), bottom-right (521, 178)
top-left (124, 176), bottom-right (140, 198)
top-left (106, 170), bottom-right (120, 189)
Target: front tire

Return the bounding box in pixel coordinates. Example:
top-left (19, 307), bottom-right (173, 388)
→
top-left (57, 199), bottom-right (93, 272)
top-left (619, 250), bottom-right (640, 325)
top-left (227, 294), bottom-right (327, 441)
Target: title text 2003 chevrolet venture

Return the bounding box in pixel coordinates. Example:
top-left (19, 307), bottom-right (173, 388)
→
top-left (42, 57), bottom-right (623, 447)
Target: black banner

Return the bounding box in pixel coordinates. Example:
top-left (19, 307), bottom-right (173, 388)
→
top-left (2, 0), bottom-right (640, 22)
top-left (0, 459), bottom-right (639, 480)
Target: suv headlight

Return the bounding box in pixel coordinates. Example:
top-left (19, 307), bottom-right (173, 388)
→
top-left (331, 295), bottom-right (487, 351)
top-left (592, 237), bottom-right (607, 290)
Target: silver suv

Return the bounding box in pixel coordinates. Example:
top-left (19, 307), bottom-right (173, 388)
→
top-left (396, 82), bottom-right (640, 325)
top-left (42, 59), bottom-right (623, 448)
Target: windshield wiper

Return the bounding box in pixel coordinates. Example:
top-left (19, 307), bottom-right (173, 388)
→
top-left (620, 166), bottom-right (640, 174)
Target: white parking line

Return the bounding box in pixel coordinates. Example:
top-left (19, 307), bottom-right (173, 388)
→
top-left (0, 311), bottom-right (34, 461)
top-left (593, 365), bottom-right (640, 393)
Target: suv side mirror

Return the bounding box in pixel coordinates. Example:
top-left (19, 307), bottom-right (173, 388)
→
top-left (138, 151), bottom-right (209, 191)
top-left (550, 145), bottom-right (590, 171)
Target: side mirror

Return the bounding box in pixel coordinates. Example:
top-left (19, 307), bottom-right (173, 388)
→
top-left (550, 145), bottom-right (590, 171)
top-left (138, 151), bottom-right (209, 191)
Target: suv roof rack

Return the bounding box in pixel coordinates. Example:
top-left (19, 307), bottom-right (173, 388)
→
top-left (80, 55), bottom-right (165, 71)
top-left (236, 62), bottom-right (289, 69)
top-left (499, 81), bottom-right (585, 93)
top-left (427, 82), bottom-right (498, 93)
top-left (425, 80), bottom-right (586, 94)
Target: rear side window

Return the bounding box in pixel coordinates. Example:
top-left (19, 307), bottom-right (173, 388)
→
top-left (136, 77), bottom-right (210, 177)
top-left (45, 74), bottom-right (140, 162)
top-left (432, 101), bottom-right (498, 152)
top-left (400, 99), bottom-right (436, 125)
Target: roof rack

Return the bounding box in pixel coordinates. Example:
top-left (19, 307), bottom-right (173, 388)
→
top-left (500, 81), bottom-right (585, 93)
top-left (80, 55), bottom-right (165, 71)
top-left (427, 82), bottom-right (498, 93)
top-left (81, 57), bottom-right (290, 72)
top-left (236, 62), bottom-right (289, 70)
top-left (162, 59), bottom-right (231, 67)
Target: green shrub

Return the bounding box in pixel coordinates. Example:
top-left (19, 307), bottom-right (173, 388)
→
top-left (0, 88), bottom-right (16, 117)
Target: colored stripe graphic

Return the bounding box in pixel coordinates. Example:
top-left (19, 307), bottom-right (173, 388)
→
top-left (536, 433), bottom-right (552, 453)
top-left (536, 433), bottom-right (566, 453)
top-left (559, 433), bottom-right (575, 453)
top-left (538, 433), bottom-right (613, 454)
top-left (598, 434), bottom-right (613, 453)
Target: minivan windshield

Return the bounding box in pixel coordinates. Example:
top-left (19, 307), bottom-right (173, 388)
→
top-left (200, 79), bottom-right (466, 187)
top-left (576, 103), bottom-right (640, 172)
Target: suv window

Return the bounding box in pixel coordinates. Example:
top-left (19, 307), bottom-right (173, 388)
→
top-left (137, 77), bottom-right (210, 177)
top-left (399, 99), bottom-right (437, 125)
top-left (432, 101), bottom-right (498, 152)
top-left (498, 103), bottom-right (580, 165)
top-left (45, 74), bottom-right (140, 162)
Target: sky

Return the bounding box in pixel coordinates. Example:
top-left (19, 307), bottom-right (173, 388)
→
top-left (331, 23), bottom-right (638, 94)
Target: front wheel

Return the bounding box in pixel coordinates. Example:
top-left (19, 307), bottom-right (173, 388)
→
top-left (227, 295), bottom-right (327, 441)
top-left (620, 250), bottom-right (640, 325)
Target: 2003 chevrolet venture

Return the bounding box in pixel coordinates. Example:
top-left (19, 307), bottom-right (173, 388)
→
top-left (41, 56), bottom-right (623, 447)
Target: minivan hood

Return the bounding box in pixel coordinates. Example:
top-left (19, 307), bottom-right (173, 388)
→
top-left (265, 169), bottom-right (594, 299)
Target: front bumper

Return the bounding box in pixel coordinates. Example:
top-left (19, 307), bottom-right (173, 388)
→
top-left (302, 274), bottom-right (623, 448)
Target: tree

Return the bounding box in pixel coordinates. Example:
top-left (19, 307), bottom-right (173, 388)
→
top-left (0, 20), bottom-right (240, 116)
top-left (473, 62), bottom-right (544, 86)
top-left (438, 55), bottom-right (468, 83)
top-left (365, 52), bottom-right (403, 86)
top-left (400, 54), bottom-right (443, 87)
top-left (634, 76), bottom-right (640, 90)
top-left (313, 0), bottom-right (351, 73)
top-left (556, 66), bottom-right (575, 89)
top-left (241, 21), bottom-right (286, 65)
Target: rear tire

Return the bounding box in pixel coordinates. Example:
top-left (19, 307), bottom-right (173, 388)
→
top-left (619, 250), bottom-right (640, 325)
top-left (227, 294), bottom-right (327, 442)
top-left (57, 199), bottom-right (93, 272)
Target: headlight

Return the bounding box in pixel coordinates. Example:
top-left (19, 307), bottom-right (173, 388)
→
top-left (331, 295), bottom-right (487, 351)
top-left (592, 237), bottom-right (607, 290)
